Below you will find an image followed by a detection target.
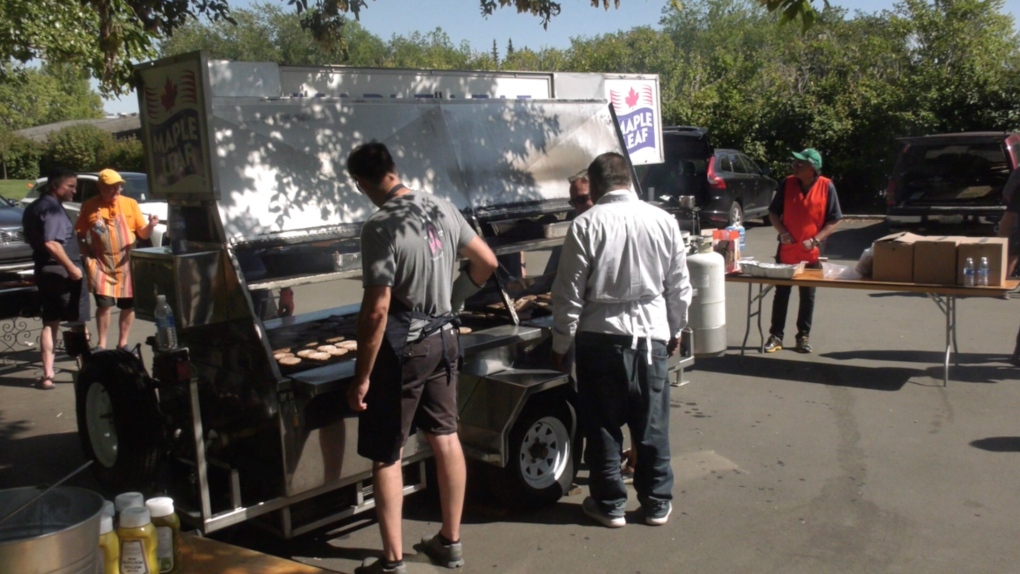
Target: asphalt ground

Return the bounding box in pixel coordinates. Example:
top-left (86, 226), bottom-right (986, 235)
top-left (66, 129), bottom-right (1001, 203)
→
top-left (2, 218), bottom-right (1020, 573)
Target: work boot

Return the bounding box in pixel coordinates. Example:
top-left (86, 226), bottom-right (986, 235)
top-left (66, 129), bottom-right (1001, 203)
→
top-left (795, 336), bottom-right (812, 354)
top-left (764, 335), bottom-right (783, 353)
top-left (415, 533), bottom-right (464, 568)
top-left (355, 558), bottom-right (407, 574)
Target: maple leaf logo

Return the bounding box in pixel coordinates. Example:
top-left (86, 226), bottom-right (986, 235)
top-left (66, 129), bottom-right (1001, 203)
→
top-left (161, 78), bottom-right (178, 113)
top-left (626, 87), bottom-right (639, 108)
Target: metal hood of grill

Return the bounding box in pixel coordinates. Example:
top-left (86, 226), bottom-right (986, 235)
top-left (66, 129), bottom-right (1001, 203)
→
top-left (209, 98), bottom-right (624, 244)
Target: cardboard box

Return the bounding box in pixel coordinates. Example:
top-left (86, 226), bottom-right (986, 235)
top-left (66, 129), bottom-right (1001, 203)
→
top-left (872, 232), bottom-right (922, 282)
top-left (913, 236), bottom-right (960, 285)
top-left (957, 237), bottom-right (1008, 286)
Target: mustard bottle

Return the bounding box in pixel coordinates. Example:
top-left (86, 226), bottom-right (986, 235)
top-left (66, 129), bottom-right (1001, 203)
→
top-left (115, 491), bottom-right (145, 514)
top-left (98, 513), bottom-right (120, 574)
top-left (146, 497), bottom-right (181, 574)
top-left (118, 506), bottom-right (159, 574)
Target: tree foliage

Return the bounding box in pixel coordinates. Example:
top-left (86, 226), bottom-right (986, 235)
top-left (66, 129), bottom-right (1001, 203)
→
top-left (0, 64), bottom-right (103, 132)
top-left (1, 0), bottom-right (822, 96)
top-left (42, 124), bottom-right (116, 174)
top-left (0, 130), bottom-right (43, 180)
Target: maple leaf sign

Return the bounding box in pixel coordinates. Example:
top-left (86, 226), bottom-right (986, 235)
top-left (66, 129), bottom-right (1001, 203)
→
top-left (161, 78), bottom-right (178, 113)
top-left (626, 87), bottom-right (639, 109)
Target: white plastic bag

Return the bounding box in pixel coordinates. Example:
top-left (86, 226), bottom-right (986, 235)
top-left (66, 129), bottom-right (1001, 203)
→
top-left (823, 262), bottom-right (861, 281)
top-left (855, 246), bottom-right (874, 277)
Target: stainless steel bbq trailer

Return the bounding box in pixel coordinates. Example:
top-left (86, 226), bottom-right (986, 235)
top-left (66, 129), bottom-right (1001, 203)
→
top-left (67, 52), bottom-right (692, 538)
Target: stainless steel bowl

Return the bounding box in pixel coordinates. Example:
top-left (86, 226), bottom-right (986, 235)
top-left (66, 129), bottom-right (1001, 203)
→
top-left (678, 196), bottom-right (697, 210)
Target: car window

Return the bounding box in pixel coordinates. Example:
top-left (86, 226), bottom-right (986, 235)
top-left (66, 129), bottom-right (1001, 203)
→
top-left (639, 164), bottom-right (681, 195)
top-left (901, 143), bottom-right (1010, 176)
top-left (77, 179), bottom-right (100, 204)
top-left (738, 155), bottom-right (761, 175)
top-left (716, 154), bottom-right (735, 173)
top-left (122, 177), bottom-right (149, 202)
top-left (729, 154), bottom-right (751, 174)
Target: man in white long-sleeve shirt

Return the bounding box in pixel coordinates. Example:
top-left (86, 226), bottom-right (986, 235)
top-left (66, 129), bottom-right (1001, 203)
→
top-left (551, 152), bottom-right (692, 528)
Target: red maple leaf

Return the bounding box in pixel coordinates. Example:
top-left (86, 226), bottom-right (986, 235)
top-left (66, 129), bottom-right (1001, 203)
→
top-left (161, 78), bottom-right (178, 112)
top-left (626, 87), bottom-right (639, 108)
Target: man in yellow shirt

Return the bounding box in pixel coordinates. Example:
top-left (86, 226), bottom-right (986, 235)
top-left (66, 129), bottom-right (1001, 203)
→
top-left (75, 169), bottom-right (158, 350)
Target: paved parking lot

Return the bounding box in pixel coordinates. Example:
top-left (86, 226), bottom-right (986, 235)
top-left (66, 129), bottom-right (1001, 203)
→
top-left (2, 219), bottom-right (1019, 573)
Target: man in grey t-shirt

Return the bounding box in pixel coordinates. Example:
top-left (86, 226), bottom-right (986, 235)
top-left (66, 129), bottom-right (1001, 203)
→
top-left (346, 142), bottom-right (497, 574)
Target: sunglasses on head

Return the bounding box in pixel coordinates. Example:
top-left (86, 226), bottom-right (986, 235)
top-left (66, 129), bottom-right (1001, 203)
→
top-left (569, 194), bottom-right (591, 206)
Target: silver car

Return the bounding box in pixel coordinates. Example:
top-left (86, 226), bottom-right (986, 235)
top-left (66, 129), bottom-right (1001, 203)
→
top-left (25, 172), bottom-right (168, 247)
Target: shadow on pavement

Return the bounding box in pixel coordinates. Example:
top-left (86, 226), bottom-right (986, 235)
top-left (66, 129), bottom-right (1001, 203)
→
top-left (970, 437), bottom-right (1020, 452)
top-left (819, 350), bottom-right (1019, 384)
top-left (0, 420), bottom-right (98, 490)
top-left (695, 353), bottom-right (911, 391)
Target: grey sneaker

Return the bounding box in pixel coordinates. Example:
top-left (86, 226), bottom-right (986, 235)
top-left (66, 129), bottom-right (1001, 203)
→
top-left (644, 500), bottom-right (672, 526)
top-left (356, 558), bottom-right (407, 574)
top-left (415, 534), bottom-right (464, 568)
top-left (795, 336), bottom-right (812, 354)
top-left (764, 335), bottom-right (783, 353)
top-left (582, 496), bottom-right (625, 528)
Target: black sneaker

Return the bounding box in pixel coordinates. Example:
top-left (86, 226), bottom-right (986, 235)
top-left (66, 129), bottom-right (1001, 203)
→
top-left (795, 337), bottom-right (812, 353)
top-left (582, 496), bottom-right (625, 528)
top-left (644, 500), bottom-right (672, 526)
top-left (764, 335), bottom-right (783, 353)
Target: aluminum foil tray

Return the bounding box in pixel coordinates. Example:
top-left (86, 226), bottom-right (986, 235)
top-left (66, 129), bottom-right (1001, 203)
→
top-left (740, 261), bottom-right (806, 279)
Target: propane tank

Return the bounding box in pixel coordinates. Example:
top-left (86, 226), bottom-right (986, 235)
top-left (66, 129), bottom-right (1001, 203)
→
top-left (686, 238), bottom-right (727, 357)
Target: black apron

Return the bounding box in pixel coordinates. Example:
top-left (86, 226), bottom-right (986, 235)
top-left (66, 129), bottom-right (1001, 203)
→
top-left (378, 298), bottom-right (461, 383)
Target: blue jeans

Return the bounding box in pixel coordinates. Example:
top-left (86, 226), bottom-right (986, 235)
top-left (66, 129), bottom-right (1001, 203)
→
top-left (576, 332), bottom-right (674, 516)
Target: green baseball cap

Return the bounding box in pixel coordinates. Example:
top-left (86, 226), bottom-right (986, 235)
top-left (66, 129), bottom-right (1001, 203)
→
top-left (791, 148), bottom-right (822, 172)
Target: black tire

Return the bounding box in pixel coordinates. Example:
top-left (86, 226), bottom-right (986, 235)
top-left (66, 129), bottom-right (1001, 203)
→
top-left (728, 201), bottom-right (743, 227)
top-left (76, 349), bottom-right (165, 493)
top-left (502, 400), bottom-right (578, 508)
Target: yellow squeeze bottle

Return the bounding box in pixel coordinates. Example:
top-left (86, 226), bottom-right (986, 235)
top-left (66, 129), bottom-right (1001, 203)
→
top-left (146, 497), bottom-right (182, 573)
top-left (118, 506), bottom-right (159, 574)
top-left (98, 513), bottom-right (119, 574)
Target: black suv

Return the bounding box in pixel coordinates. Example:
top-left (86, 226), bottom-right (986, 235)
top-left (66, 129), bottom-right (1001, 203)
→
top-left (637, 126), bottom-right (776, 228)
top-left (0, 195), bottom-right (33, 273)
top-left (886, 132), bottom-right (1019, 225)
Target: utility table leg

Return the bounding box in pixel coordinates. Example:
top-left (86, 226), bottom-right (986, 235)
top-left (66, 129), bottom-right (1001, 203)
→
top-left (741, 283), bottom-right (772, 355)
top-left (928, 293), bottom-right (957, 387)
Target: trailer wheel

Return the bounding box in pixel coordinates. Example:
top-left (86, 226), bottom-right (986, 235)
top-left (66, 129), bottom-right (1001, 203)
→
top-left (76, 349), bottom-right (164, 492)
top-left (504, 402), bottom-right (577, 507)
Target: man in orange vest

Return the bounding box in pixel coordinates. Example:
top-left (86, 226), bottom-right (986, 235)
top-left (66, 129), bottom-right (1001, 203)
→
top-left (764, 148), bottom-right (842, 354)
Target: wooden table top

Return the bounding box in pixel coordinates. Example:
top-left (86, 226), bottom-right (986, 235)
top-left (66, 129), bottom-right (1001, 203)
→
top-left (180, 532), bottom-right (340, 574)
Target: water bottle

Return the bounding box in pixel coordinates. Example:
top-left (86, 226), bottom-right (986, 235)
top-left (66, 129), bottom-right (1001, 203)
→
top-left (977, 256), bottom-right (989, 287)
top-left (726, 224), bottom-right (746, 251)
top-left (962, 257), bottom-right (975, 287)
top-left (87, 218), bottom-right (106, 249)
top-left (154, 295), bottom-right (178, 350)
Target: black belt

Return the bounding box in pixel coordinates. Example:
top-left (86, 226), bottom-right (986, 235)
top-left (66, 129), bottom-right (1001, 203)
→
top-left (577, 332), bottom-right (666, 346)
